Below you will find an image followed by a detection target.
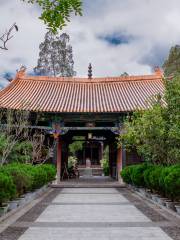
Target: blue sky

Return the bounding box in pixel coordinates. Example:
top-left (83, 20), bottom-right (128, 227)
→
top-left (1, 0), bottom-right (180, 87)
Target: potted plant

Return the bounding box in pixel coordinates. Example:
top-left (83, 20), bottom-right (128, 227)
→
top-left (175, 204), bottom-right (180, 215)
top-left (100, 158), bottom-right (110, 176)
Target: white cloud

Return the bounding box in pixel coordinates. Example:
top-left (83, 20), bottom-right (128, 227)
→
top-left (0, 0), bottom-right (180, 81)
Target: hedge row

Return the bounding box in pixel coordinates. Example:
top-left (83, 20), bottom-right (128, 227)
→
top-left (121, 163), bottom-right (180, 201)
top-left (0, 163), bottom-right (56, 206)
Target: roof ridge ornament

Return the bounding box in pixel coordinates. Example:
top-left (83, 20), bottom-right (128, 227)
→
top-left (16, 65), bottom-right (27, 79)
top-left (154, 66), bottom-right (163, 77)
top-left (88, 63), bottom-right (92, 79)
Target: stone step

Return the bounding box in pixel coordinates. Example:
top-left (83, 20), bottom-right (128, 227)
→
top-left (92, 168), bottom-right (103, 176)
top-left (79, 168), bottom-right (103, 177)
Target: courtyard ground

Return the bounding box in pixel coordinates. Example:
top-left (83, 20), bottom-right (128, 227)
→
top-left (0, 187), bottom-right (180, 240)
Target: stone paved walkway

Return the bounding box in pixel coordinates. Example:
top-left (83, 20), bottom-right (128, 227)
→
top-left (0, 188), bottom-right (180, 240)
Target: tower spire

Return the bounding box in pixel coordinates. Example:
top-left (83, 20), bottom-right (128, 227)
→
top-left (88, 63), bottom-right (92, 79)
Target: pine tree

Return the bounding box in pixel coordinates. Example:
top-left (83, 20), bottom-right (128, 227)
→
top-left (34, 31), bottom-right (76, 77)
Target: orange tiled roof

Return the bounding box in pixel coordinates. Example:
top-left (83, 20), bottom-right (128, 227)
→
top-left (0, 69), bottom-right (165, 113)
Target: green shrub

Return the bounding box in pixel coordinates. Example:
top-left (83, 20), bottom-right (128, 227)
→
top-left (41, 164), bottom-right (56, 182)
top-left (148, 166), bottom-right (163, 193)
top-left (121, 163), bottom-right (180, 200)
top-left (29, 166), bottom-right (48, 190)
top-left (2, 164), bottom-right (32, 197)
top-left (15, 164), bottom-right (54, 190)
top-left (0, 172), bottom-right (16, 206)
top-left (131, 164), bottom-right (148, 187)
top-left (159, 164), bottom-right (180, 196)
top-left (164, 168), bottom-right (180, 201)
top-left (121, 165), bottom-right (133, 184)
top-left (0, 163), bottom-right (55, 204)
top-left (143, 165), bottom-right (156, 190)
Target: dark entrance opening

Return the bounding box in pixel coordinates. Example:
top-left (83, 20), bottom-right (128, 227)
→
top-left (57, 129), bottom-right (122, 182)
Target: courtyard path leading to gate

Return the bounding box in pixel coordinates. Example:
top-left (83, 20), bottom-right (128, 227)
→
top-left (1, 187), bottom-right (180, 240)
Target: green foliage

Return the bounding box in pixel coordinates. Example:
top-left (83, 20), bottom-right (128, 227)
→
top-left (20, 164), bottom-right (56, 189)
top-left (100, 158), bottom-right (109, 176)
top-left (120, 165), bottom-right (133, 184)
top-left (0, 163), bottom-right (56, 205)
top-left (0, 172), bottom-right (16, 206)
top-left (121, 164), bottom-right (180, 200)
top-left (1, 164), bottom-right (32, 197)
top-left (9, 141), bottom-right (33, 163)
top-left (164, 168), bottom-right (180, 201)
top-left (22, 0), bottom-right (82, 32)
top-left (119, 75), bottom-right (180, 165)
top-left (131, 164), bottom-right (148, 187)
top-left (163, 45), bottom-right (180, 77)
top-left (0, 137), bottom-right (33, 164)
top-left (69, 137), bottom-right (84, 155)
top-left (40, 164), bottom-right (56, 182)
top-left (159, 166), bottom-right (173, 196)
top-left (119, 102), bottom-right (167, 163)
top-left (143, 165), bottom-right (156, 191)
top-left (68, 156), bottom-right (77, 169)
top-left (165, 76), bottom-right (180, 163)
top-left (148, 166), bottom-right (163, 192)
top-left (100, 146), bottom-right (110, 176)
top-left (159, 164), bottom-right (180, 197)
top-left (27, 166), bottom-right (47, 190)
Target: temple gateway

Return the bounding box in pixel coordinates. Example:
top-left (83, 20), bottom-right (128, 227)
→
top-left (0, 67), bottom-right (164, 182)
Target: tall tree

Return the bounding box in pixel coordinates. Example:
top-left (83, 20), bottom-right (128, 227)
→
top-left (34, 31), bottom-right (76, 77)
top-left (119, 76), bottom-right (180, 165)
top-left (163, 45), bottom-right (180, 77)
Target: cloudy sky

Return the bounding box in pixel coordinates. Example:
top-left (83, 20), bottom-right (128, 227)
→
top-left (0, 0), bottom-right (180, 86)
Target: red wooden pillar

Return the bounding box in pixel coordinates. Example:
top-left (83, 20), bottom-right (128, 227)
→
top-left (56, 137), bottom-right (62, 184)
top-left (117, 147), bottom-right (123, 181)
top-left (100, 142), bottom-right (103, 161)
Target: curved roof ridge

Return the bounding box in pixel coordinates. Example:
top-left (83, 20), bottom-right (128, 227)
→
top-left (0, 67), bottom-right (164, 113)
top-left (18, 73), bottom-right (162, 83)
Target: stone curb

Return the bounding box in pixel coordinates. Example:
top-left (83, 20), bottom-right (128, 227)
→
top-left (127, 184), bottom-right (180, 220)
top-left (0, 187), bottom-right (52, 231)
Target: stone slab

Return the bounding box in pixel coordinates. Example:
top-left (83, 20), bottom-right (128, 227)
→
top-left (18, 227), bottom-right (172, 240)
top-left (60, 188), bottom-right (119, 194)
top-left (36, 204), bottom-right (151, 223)
top-left (53, 193), bottom-right (128, 203)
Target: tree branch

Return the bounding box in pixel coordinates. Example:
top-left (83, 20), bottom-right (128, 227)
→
top-left (0, 23), bottom-right (18, 51)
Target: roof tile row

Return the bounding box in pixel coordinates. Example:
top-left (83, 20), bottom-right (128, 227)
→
top-left (0, 73), bottom-right (165, 113)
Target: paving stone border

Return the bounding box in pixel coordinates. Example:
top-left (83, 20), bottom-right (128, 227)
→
top-left (118, 188), bottom-right (180, 240)
top-left (0, 227), bottom-right (27, 240)
top-left (117, 188), bottom-right (167, 222)
top-left (0, 189), bottom-right (61, 240)
top-left (17, 189), bottom-right (61, 222)
top-left (162, 227), bottom-right (180, 240)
